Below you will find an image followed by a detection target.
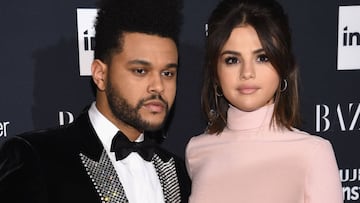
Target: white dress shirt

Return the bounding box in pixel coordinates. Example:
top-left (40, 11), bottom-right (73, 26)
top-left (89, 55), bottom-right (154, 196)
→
top-left (88, 102), bottom-right (165, 203)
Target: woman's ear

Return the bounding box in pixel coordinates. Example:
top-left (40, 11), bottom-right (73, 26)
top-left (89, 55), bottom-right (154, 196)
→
top-left (91, 59), bottom-right (107, 91)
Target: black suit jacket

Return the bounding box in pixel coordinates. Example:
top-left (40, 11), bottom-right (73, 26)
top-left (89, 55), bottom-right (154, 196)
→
top-left (0, 112), bottom-right (190, 203)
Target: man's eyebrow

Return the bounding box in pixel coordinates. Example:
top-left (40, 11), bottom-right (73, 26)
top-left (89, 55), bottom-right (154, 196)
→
top-left (127, 59), bottom-right (151, 66)
top-left (127, 59), bottom-right (178, 69)
top-left (166, 63), bottom-right (178, 69)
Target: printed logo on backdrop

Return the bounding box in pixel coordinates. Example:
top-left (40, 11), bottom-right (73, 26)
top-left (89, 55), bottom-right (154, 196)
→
top-left (77, 8), bottom-right (97, 76)
top-left (341, 168), bottom-right (360, 201)
top-left (315, 103), bottom-right (360, 133)
top-left (337, 6), bottom-right (360, 70)
top-left (59, 111), bottom-right (74, 126)
top-left (0, 121), bottom-right (10, 138)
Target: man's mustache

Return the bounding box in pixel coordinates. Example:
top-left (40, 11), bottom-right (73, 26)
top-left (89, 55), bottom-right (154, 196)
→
top-left (136, 94), bottom-right (168, 110)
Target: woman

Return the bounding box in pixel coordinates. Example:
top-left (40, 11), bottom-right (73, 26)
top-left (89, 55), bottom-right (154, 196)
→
top-left (185, 0), bottom-right (343, 202)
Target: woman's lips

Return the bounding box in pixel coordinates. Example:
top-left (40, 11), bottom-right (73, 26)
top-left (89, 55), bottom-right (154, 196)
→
top-left (237, 85), bottom-right (259, 94)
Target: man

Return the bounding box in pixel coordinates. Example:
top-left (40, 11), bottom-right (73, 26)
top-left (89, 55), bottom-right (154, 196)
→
top-left (0, 0), bottom-right (190, 202)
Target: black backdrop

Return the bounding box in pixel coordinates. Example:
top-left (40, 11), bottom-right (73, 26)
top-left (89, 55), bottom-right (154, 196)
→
top-left (1, 0), bottom-right (360, 201)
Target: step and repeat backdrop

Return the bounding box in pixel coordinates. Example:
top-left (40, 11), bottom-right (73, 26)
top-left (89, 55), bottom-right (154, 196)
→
top-left (1, 0), bottom-right (359, 201)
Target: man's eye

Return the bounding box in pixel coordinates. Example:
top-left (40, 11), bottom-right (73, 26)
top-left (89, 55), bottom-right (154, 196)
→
top-left (162, 71), bottom-right (175, 77)
top-left (134, 69), bottom-right (146, 75)
top-left (224, 56), bottom-right (239, 64)
top-left (257, 54), bottom-right (269, 63)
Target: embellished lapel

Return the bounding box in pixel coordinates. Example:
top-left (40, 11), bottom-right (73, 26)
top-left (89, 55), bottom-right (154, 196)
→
top-left (73, 113), bottom-right (128, 202)
top-left (74, 114), bottom-right (182, 203)
top-left (152, 153), bottom-right (181, 203)
top-left (80, 150), bottom-right (128, 203)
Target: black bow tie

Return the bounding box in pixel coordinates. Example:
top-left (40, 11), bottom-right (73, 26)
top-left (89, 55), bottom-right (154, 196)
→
top-left (110, 131), bottom-right (156, 161)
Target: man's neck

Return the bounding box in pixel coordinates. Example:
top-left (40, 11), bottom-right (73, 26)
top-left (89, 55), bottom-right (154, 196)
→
top-left (95, 100), bottom-right (142, 141)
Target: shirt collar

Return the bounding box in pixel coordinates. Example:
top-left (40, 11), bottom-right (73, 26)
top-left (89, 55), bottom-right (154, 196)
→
top-left (88, 102), bottom-right (144, 153)
top-left (88, 102), bottom-right (118, 153)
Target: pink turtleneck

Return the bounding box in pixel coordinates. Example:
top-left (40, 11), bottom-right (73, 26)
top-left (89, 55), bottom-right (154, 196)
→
top-left (185, 104), bottom-right (343, 203)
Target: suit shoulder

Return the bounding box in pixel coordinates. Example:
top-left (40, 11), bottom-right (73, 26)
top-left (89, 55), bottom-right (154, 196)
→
top-left (0, 136), bottom-right (40, 181)
top-left (0, 135), bottom-right (34, 155)
top-left (13, 112), bottom-right (91, 146)
top-left (0, 129), bottom-right (63, 166)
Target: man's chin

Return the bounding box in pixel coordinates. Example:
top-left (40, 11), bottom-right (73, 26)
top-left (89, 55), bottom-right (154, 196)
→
top-left (141, 115), bottom-right (167, 129)
top-left (143, 122), bottom-right (165, 131)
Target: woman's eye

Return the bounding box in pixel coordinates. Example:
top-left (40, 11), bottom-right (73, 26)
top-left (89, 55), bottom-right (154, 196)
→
top-left (224, 56), bottom-right (239, 64)
top-left (257, 54), bottom-right (269, 63)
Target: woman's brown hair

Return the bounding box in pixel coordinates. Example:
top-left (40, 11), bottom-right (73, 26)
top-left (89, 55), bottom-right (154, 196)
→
top-left (203, 0), bottom-right (300, 134)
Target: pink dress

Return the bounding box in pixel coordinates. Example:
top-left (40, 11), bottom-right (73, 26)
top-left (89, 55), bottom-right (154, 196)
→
top-left (186, 104), bottom-right (343, 203)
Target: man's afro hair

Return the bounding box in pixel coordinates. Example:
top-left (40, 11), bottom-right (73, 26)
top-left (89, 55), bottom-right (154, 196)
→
top-left (94, 0), bottom-right (183, 61)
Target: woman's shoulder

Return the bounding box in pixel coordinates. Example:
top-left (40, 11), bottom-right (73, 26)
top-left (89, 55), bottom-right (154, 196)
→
top-left (187, 131), bottom-right (216, 145)
top-left (285, 127), bottom-right (333, 149)
top-left (186, 131), bottom-right (227, 152)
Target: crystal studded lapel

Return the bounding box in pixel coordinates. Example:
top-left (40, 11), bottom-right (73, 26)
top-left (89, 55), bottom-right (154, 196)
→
top-left (80, 150), bottom-right (181, 203)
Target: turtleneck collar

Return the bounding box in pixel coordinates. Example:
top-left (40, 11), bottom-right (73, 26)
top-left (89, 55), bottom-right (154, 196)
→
top-left (226, 103), bottom-right (275, 131)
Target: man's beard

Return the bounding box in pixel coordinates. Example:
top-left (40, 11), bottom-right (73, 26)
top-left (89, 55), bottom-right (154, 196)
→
top-left (106, 80), bottom-right (169, 131)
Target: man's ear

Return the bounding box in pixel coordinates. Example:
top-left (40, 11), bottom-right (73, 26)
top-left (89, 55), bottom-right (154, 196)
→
top-left (91, 59), bottom-right (107, 91)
